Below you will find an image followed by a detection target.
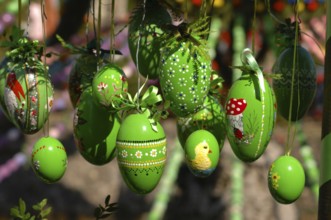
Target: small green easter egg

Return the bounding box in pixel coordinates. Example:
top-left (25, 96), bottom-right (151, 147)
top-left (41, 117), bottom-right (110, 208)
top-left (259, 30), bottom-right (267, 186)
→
top-left (184, 130), bottom-right (219, 178)
top-left (74, 86), bottom-right (119, 165)
top-left (116, 113), bottom-right (166, 194)
top-left (92, 64), bottom-right (128, 109)
top-left (159, 41), bottom-right (212, 117)
top-left (31, 137), bottom-right (68, 183)
top-left (226, 72), bottom-right (276, 162)
top-left (268, 155), bottom-right (305, 204)
top-left (177, 95), bottom-right (226, 151)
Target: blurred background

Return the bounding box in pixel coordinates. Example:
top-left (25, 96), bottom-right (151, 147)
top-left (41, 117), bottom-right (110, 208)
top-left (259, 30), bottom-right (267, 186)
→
top-left (0, 0), bottom-right (326, 219)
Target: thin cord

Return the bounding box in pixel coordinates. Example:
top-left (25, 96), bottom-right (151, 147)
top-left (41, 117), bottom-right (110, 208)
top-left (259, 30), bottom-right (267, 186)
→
top-left (92, 0), bottom-right (97, 41)
top-left (110, 0), bottom-right (115, 63)
top-left (285, 1), bottom-right (300, 156)
top-left (85, 1), bottom-right (91, 44)
top-left (41, 0), bottom-right (49, 137)
top-left (97, 0), bottom-right (102, 59)
top-left (252, 0), bottom-right (257, 55)
top-left (18, 0), bottom-right (22, 29)
top-left (26, 0), bottom-right (31, 37)
top-left (265, 0), bottom-right (286, 25)
top-left (135, 0), bottom-right (146, 109)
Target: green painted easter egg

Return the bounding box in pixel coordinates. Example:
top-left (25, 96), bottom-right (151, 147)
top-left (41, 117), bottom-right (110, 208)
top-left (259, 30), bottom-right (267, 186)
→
top-left (31, 137), bottom-right (68, 183)
top-left (68, 54), bottom-right (98, 107)
top-left (268, 155), bottom-right (305, 204)
top-left (177, 95), bottom-right (226, 151)
top-left (128, 0), bottom-right (172, 79)
top-left (2, 60), bottom-right (53, 134)
top-left (74, 87), bottom-right (119, 165)
top-left (272, 45), bottom-right (316, 121)
top-left (116, 113), bottom-right (166, 194)
top-left (92, 64), bottom-right (128, 109)
top-left (226, 72), bottom-right (276, 162)
top-left (159, 41), bottom-right (212, 117)
top-left (184, 130), bottom-right (219, 178)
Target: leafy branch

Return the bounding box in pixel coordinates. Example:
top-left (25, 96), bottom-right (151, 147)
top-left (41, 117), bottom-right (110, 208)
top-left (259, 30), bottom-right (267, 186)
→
top-left (94, 195), bottom-right (118, 220)
top-left (10, 198), bottom-right (52, 220)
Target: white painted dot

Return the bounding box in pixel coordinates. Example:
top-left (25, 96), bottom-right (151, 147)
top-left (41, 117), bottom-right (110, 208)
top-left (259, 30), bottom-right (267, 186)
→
top-left (231, 104), bottom-right (235, 108)
top-left (236, 108), bottom-right (240, 112)
top-left (238, 102), bottom-right (242, 105)
top-left (230, 111), bottom-right (234, 114)
top-left (227, 106), bottom-right (230, 110)
top-left (233, 98), bottom-right (237, 101)
top-left (243, 100), bottom-right (246, 103)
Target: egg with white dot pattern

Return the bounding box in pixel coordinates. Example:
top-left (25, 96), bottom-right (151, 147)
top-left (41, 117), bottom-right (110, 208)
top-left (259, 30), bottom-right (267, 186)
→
top-left (159, 41), bottom-right (212, 117)
top-left (225, 72), bottom-right (276, 162)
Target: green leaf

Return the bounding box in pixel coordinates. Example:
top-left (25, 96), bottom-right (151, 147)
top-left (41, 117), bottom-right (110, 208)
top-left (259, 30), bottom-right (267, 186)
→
top-left (38, 199), bottom-right (47, 209)
top-left (105, 195), bottom-right (110, 205)
top-left (29, 216), bottom-right (35, 220)
top-left (10, 207), bottom-right (20, 217)
top-left (19, 198), bottom-right (26, 214)
top-left (40, 207), bottom-right (52, 218)
top-left (94, 207), bottom-right (102, 218)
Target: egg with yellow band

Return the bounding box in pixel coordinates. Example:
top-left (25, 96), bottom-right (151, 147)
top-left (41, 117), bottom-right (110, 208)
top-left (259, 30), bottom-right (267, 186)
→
top-left (184, 130), bottom-right (219, 178)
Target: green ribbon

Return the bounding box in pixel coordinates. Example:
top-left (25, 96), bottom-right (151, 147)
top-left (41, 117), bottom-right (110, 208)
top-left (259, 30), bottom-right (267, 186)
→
top-left (140, 86), bottom-right (163, 108)
top-left (241, 48), bottom-right (265, 93)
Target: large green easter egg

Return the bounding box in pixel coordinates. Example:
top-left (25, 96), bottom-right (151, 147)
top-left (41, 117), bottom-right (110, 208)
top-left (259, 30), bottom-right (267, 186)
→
top-left (159, 41), bottom-right (212, 117)
top-left (92, 64), bottom-right (128, 109)
top-left (177, 95), bottom-right (226, 151)
top-left (272, 45), bottom-right (316, 121)
top-left (2, 60), bottom-right (53, 134)
top-left (31, 137), bottom-right (68, 183)
top-left (268, 155), bottom-right (305, 204)
top-left (184, 130), bottom-right (219, 178)
top-left (128, 0), bottom-right (171, 79)
top-left (74, 87), bottom-right (119, 165)
top-left (226, 73), bottom-right (276, 162)
top-left (116, 113), bottom-right (166, 194)
top-left (68, 54), bottom-right (98, 107)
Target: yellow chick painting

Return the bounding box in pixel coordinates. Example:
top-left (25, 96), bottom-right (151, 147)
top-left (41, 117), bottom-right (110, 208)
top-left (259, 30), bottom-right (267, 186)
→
top-left (190, 141), bottom-right (212, 171)
top-left (184, 130), bottom-right (220, 178)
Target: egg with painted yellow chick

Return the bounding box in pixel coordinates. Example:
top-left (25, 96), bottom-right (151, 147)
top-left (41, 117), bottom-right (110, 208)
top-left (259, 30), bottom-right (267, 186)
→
top-left (184, 130), bottom-right (219, 178)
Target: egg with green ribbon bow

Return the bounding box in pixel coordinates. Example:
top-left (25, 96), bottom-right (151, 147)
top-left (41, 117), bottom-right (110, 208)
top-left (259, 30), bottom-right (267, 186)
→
top-left (116, 112), bottom-right (166, 194)
top-left (31, 137), bottom-right (68, 183)
top-left (177, 95), bottom-right (226, 151)
top-left (184, 130), bottom-right (219, 178)
top-left (74, 86), bottom-right (119, 165)
top-left (226, 49), bottom-right (276, 162)
top-left (268, 155), bottom-right (305, 204)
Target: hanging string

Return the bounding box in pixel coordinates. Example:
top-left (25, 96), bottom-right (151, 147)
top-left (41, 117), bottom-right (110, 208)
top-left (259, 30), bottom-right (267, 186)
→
top-left (110, 0), bottom-right (115, 63)
top-left (135, 0), bottom-right (146, 110)
top-left (184, 0), bottom-right (188, 21)
top-left (41, 0), bottom-right (50, 137)
top-left (26, 0), bottom-right (31, 37)
top-left (252, 0), bottom-right (257, 55)
top-left (92, 0), bottom-right (97, 42)
top-left (285, 0), bottom-right (300, 156)
top-left (85, 1), bottom-right (91, 44)
top-left (265, 0), bottom-right (285, 25)
top-left (18, 0), bottom-right (22, 29)
top-left (97, 0), bottom-right (102, 64)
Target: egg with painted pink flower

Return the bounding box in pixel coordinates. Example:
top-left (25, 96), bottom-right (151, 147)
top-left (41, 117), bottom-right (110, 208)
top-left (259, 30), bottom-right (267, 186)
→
top-left (92, 64), bottom-right (128, 110)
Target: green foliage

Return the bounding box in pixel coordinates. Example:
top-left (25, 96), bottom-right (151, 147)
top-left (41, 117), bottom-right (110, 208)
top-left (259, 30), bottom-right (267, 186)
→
top-left (94, 195), bottom-right (118, 220)
top-left (0, 26), bottom-right (50, 65)
top-left (10, 198), bottom-right (52, 220)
